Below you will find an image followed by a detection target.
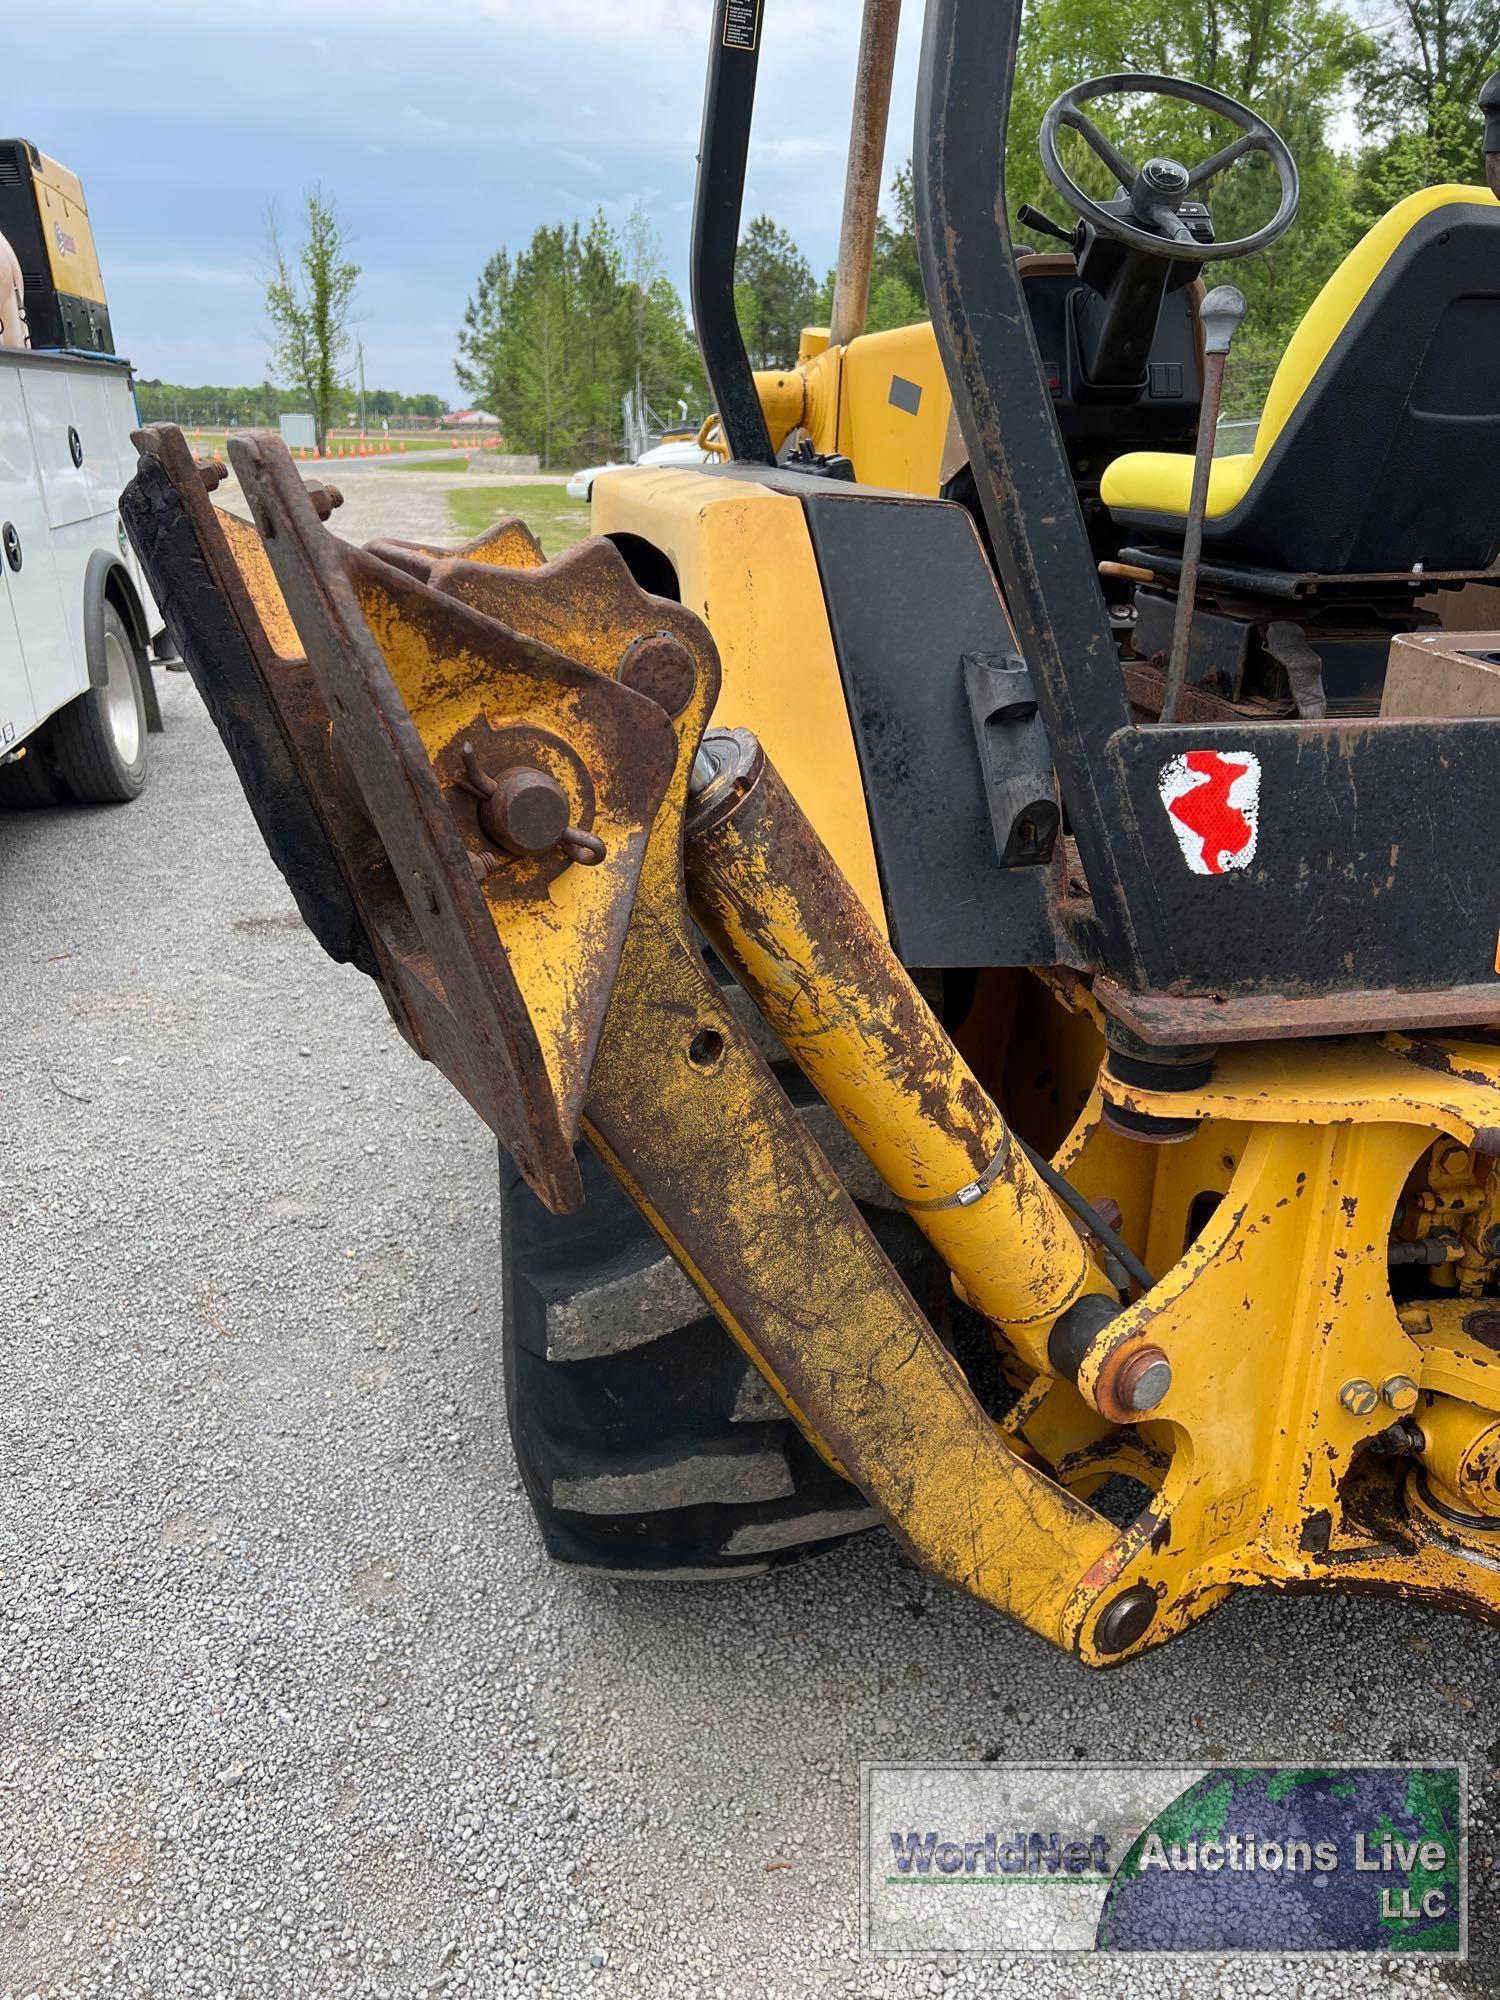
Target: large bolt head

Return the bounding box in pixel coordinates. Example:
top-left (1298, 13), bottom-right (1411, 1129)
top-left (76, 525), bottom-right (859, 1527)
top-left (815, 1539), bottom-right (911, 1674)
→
top-left (1115, 1346), bottom-right (1173, 1413)
top-left (1095, 1342), bottom-right (1172, 1419)
top-left (480, 765), bottom-right (571, 857)
top-left (1094, 1584), bottom-right (1158, 1656)
top-left (1379, 1374), bottom-right (1419, 1414)
top-left (619, 632), bottom-right (697, 718)
top-left (1339, 1378), bottom-right (1379, 1417)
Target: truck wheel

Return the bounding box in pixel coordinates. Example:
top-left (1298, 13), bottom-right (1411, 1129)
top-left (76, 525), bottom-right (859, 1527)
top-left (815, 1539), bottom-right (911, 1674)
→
top-left (501, 1039), bottom-right (950, 1578)
top-left (0, 718), bottom-right (68, 807)
top-left (50, 602), bottom-right (150, 804)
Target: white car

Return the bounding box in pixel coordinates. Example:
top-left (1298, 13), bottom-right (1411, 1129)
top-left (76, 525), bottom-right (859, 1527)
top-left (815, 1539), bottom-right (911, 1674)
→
top-left (566, 436), bottom-right (712, 502)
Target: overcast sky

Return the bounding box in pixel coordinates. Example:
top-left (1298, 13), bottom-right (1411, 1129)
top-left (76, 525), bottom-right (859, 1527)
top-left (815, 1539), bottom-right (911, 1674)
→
top-left (7, 0), bottom-right (930, 401)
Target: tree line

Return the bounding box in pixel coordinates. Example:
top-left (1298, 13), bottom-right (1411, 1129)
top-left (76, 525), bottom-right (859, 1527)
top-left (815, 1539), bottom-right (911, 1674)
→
top-left (134, 379), bottom-right (449, 430)
top-left (455, 207), bottom-right (704, 468)
top-left (248, 0), bottom-right (1493, 462)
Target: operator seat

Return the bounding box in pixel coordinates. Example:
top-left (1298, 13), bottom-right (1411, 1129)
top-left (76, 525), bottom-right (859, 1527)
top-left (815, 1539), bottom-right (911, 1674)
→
top-left (1100, 185), bottom-right (1500, 574)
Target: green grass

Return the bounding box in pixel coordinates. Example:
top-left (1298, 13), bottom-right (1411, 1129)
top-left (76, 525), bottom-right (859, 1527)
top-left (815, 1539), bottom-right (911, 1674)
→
top-left (448, 484), bottom-right (592, 557)
top-left (376, 454), bottom-right (487, 471)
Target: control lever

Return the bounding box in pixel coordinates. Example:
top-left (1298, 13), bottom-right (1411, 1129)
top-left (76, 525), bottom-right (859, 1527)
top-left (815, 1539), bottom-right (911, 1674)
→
top-left (1161, 284), bottom-right (1245, 725)
top-left (1016, 202), bottom-right (1078, 249)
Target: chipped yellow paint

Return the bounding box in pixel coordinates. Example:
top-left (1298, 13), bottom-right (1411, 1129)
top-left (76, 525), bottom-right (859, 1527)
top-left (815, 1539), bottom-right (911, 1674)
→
top-left (332, 548), bottom-right (677, 1148)
top-left (216, 509), bottom-right (302, 660)
top-left (202, 427), bottom-right (1500, 1662)
top-left (1400, 1300), bottom-right (1500, 1410)
top-left (580, 663), bottom-right (1117, 1646)
top-left (587, 466), bottom-right (885, 926)
top-left (1417, 1391), bottom-right (1500, 1516)
top-left (1106, 1031), bottom-right (1500, 1137)
top-left (685, 751), bottom-right (1118, 1366)
top-left (1032, 1033), bottom-right (1500, 1661)
top-left (444, 516), bottom-right (547, 568)
top-left (1004, 1373), bottom-right (1165, 1498)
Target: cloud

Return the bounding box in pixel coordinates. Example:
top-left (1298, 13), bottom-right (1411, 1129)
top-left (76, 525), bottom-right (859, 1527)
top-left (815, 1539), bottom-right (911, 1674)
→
top-left (15, 0), bottom-right (929, 396)
top-left (399, 105), bottom-right (451, 135)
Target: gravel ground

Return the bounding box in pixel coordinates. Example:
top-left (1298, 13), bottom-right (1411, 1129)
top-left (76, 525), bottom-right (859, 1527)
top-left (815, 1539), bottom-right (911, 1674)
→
top-left (204, 464), bottom-right (569, 551)
top-left (3, 670), bottom-right (1499, 1999)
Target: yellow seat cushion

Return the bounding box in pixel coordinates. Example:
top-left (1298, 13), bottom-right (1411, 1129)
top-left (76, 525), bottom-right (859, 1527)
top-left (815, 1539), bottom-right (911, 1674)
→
top-left (1099, 183), bottom-right (1499, 525)
top-left (1099, 449), bottom-right (1257, 519)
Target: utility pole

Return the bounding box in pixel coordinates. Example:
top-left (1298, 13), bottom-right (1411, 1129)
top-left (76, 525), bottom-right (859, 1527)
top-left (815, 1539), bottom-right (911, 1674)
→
top-left (357, 336), bottom-right (367, 440)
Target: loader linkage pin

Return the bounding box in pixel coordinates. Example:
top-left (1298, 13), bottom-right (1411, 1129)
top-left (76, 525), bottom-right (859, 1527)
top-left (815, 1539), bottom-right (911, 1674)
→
top-left (455, 740), bottom-right (607, 868)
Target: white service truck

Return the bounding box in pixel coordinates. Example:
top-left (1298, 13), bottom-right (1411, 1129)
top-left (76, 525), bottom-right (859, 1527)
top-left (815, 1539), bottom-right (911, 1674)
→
top-left (0, 138), bottom-right (165, 808)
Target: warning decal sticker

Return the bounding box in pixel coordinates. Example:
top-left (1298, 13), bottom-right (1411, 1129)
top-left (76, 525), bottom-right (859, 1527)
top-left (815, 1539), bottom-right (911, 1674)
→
top-left (1158, 750), bottom-right (1260, 875)
top-left (723, 0), bottom-right (760, 50)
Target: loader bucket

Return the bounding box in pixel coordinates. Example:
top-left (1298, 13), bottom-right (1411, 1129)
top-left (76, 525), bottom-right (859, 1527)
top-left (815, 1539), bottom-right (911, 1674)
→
top-left (122, 425), bottom-right (681, 1213)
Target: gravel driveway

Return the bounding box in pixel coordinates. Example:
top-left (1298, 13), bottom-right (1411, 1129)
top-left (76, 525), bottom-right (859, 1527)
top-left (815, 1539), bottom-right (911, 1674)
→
top-left (3, 672), bottom-right (1498, 1998)
top-left (202, 464), bottom-right (569, 552)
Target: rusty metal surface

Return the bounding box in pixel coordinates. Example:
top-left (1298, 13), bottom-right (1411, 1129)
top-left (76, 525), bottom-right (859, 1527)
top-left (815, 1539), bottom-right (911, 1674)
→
top-left (122, 425), bottom-right (386, 983)
top-left (419, 538), bottom-right (693, 679)
top-left (430, 723), bottom-right (597, 902)
top-left (682, 736), bottom-right (1117, 1372)
top-left (828, 0), bottom-right (903, 349)
top-left (364, 515), bottom-right (546, 578)
top-left (125, 424), bottom-right (1500, 1664)
top-left (222, 430), bottom-right (676, 1212)
top-left (578, 631), bottom-right (1121, 1650)
top-left (1094, 975), bottom-right (1500, 1046)
top-left (1122, 660), bottom-right (1290, 725)
top-left (126, 424), bottom-right (677, 1214)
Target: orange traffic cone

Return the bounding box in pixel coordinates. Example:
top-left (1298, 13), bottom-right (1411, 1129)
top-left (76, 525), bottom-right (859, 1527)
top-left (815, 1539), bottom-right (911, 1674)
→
top-left (399, 441), bottom-right (406, 453)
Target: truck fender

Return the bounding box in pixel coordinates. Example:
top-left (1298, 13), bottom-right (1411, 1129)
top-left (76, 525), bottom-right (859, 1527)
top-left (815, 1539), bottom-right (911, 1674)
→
top-left (84, 546), bottom-right (162, 734)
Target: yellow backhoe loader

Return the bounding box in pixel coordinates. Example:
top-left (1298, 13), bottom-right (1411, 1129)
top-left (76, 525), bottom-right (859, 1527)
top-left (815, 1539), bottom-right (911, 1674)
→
top-left (122, 0), bottom-right (1500, 1666)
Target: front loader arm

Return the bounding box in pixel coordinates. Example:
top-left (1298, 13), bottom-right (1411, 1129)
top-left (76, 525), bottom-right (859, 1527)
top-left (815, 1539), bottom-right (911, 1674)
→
top-left (124, 426), bottom-right (1500, 1667)
top-left (123, 426), bottom-right (1138, 1654)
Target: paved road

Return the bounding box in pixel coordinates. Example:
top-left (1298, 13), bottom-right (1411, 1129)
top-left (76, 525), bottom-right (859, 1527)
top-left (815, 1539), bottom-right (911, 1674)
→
top-left (3, 673), bottom-right (1499, 1997)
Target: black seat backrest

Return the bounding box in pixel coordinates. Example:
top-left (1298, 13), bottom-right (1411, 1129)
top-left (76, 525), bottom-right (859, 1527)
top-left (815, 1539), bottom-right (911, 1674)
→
top-left (1209, 190), bottom-right (1500, 574)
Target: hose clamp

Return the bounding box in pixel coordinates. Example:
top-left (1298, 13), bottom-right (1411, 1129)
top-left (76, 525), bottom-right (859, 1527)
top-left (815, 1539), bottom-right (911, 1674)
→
top-left (903, 1130), bottom-right (1011, 1213)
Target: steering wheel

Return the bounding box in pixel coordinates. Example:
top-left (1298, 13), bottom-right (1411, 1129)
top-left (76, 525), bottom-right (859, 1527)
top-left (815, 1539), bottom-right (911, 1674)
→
top-left (1038, 73), bottom-right (1299, 262)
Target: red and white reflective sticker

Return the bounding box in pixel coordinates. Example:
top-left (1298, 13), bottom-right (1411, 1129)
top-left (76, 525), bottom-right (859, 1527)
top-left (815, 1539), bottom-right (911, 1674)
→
top-left (1158, 749), bottom-right (1260, 875)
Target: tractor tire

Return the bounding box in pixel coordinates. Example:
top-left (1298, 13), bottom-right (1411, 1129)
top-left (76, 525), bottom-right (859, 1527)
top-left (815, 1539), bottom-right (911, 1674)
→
top-left (49, 603), bottom-right (150, 804)
top-left (500, 998), bottom-right (950, 1578)
top-left (0, 718), bottom-right (68, 807)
